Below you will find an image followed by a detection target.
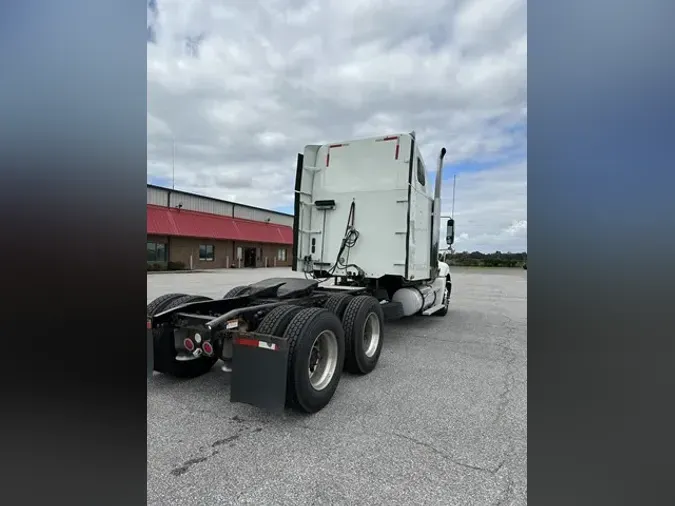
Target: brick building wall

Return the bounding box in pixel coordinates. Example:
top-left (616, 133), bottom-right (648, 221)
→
top-left (147, 234), bottom-right (292, 269)
top-left (169, 236), bottom-right (234, 269)
top-left (232, 240), bottom-right (292, 268)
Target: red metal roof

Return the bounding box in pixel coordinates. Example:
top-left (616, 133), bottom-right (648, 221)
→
top-left (147, 205), bottom-right (293, 245)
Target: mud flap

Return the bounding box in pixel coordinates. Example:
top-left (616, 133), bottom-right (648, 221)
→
top-left (147, 322), bottom-right (154, 377)
top-left (230, 333), bottom-right (290, 412)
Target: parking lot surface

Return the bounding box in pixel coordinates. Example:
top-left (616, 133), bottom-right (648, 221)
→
top-left (148, 267), bottom-right (527, 505)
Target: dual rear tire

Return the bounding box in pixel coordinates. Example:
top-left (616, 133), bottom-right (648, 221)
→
top-left (223, 285), bottom-right (249, 298)
top-left (253, 294), bottom-right (384, 413)
top-left (255, 305), bottom-right (344, 413)
top-left (324, 294), bottom-right (384, 375)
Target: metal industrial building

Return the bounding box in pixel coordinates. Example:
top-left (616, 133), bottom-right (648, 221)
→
top-left (146, 184), bottom-right (294, 270)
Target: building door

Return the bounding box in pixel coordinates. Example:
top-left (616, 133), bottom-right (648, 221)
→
top-left (244, 247), bottom-right (257, 268)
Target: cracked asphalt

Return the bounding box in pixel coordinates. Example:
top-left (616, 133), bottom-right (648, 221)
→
top-left (148, 267), bottom-right (527, 505)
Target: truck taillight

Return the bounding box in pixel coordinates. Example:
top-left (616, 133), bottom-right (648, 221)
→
top-left (183, 338), bottom-right (195, 352)
top-left (202, 341), bottom-right (214, 356)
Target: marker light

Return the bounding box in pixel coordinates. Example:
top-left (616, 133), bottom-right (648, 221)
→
top-left (202, 341), bottom-right (214, 356)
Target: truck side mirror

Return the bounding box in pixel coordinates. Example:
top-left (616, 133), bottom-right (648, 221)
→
top-left (446, 218), bottom-right (455, 245)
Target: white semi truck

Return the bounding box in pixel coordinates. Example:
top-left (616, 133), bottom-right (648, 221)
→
top-left (147, 131), bottom-right (456, 414)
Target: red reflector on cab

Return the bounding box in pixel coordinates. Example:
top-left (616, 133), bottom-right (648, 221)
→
top-left (326, 143), bottom-right (348, 167)
top-left (146, 320), bottom-right (152, 330)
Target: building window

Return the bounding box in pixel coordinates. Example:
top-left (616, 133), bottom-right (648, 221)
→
top-left (277, 248), bottom-right (287, 262)
top-left (147, 241), bottom-right (167, 262)
top-left (199, 244), bottom-right (215, 261)
top-left (416, 156), bottom-right (426, 186)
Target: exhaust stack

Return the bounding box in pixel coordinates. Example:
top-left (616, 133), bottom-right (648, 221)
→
top-left (430, 147), bottom-right (447, 278)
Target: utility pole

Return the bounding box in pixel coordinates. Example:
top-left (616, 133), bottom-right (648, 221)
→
top-left (172, 136), bottom-right (176, 190)
top-left (450, 174), bottom-right (457, 254)
top-left (451, 174), bottom-right (456, 218)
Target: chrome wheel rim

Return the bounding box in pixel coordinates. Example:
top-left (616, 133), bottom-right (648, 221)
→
top-left (308, 330), bottom-right (339, 391)
top-left (362, 312), bottom-right (381, 358)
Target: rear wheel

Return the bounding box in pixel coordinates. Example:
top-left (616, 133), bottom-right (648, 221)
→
top-left (153, 295), bottom-right (218, 378)
top-left (433, 277), bottom-right (451, 317)
top-left (324, 293), bottom-right (353, 320)
top-left (284, 308), bottom-right (345, 413)
top-left (147, 293), bottom-right (187, 317)
top-left (223, 285), bottom-right (249, 298)
top-left (167, 294), bottom-right (211, 309)
top-left (257, 305), bottom-right (305, 336)
top-left (342, 295), bottom-right (385, 374)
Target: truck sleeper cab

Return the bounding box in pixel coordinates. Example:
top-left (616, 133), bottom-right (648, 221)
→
top-left (293, 132), bottom-right (435, 282)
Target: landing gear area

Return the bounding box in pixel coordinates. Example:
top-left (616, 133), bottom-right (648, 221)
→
top-left (147, 276), bottom-right (449, 414)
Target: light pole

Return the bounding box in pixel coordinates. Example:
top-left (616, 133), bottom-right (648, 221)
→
top-left (172, 136), bottom-right (176, 190)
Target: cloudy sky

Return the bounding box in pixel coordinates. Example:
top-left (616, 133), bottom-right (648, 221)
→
top-left (147, 0), bottom-right (527, 253)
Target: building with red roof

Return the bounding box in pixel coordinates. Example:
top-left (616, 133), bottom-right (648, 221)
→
top-left (147, 184), bottom-right (294, 269)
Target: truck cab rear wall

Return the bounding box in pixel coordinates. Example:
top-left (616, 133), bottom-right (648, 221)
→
top-left (320, 136), bottom-right (412, 192)
top-left (295, 133), bottom-right (433, 281)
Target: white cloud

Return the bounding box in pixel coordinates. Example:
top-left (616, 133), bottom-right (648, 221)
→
top-left (441, 161), bottom-right (527, 252)
top-left (147, 0), bottom-right (527, 252)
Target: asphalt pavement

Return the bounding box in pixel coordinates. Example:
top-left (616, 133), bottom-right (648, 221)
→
top-left (147, 267), bottom-right (527, 505)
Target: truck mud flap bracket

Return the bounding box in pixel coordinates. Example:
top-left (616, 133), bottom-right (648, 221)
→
top-left (230, 333), bottom-right (290, 412)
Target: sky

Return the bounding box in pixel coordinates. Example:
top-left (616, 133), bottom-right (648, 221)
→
top-left (147, 0), bottom-right (527, 253)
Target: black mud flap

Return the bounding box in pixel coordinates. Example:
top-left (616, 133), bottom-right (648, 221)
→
top-left (147, 321), bottom-right (154, 377)
top-left (230, 333), bottom-right (290, 412)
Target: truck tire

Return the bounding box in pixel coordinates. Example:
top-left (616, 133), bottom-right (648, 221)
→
top-left (166, 294), bottom-right (212, 309)
top-left (342, 295), bottom-right (385, 375)
top-left (257, 305), bottom-right (304, 336)
top-left (324, 293), bottom-right (353, 320)
top-left (223, 285), bottom-right (249, 298)
top-left (147, 293), bottom-right (187, 317)
top-left (283, 308), bottom-right (345, 413)
top-left (433, 277), bottom-right (451, 317)
top-left (153, 295), bottom-right (218, 378)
